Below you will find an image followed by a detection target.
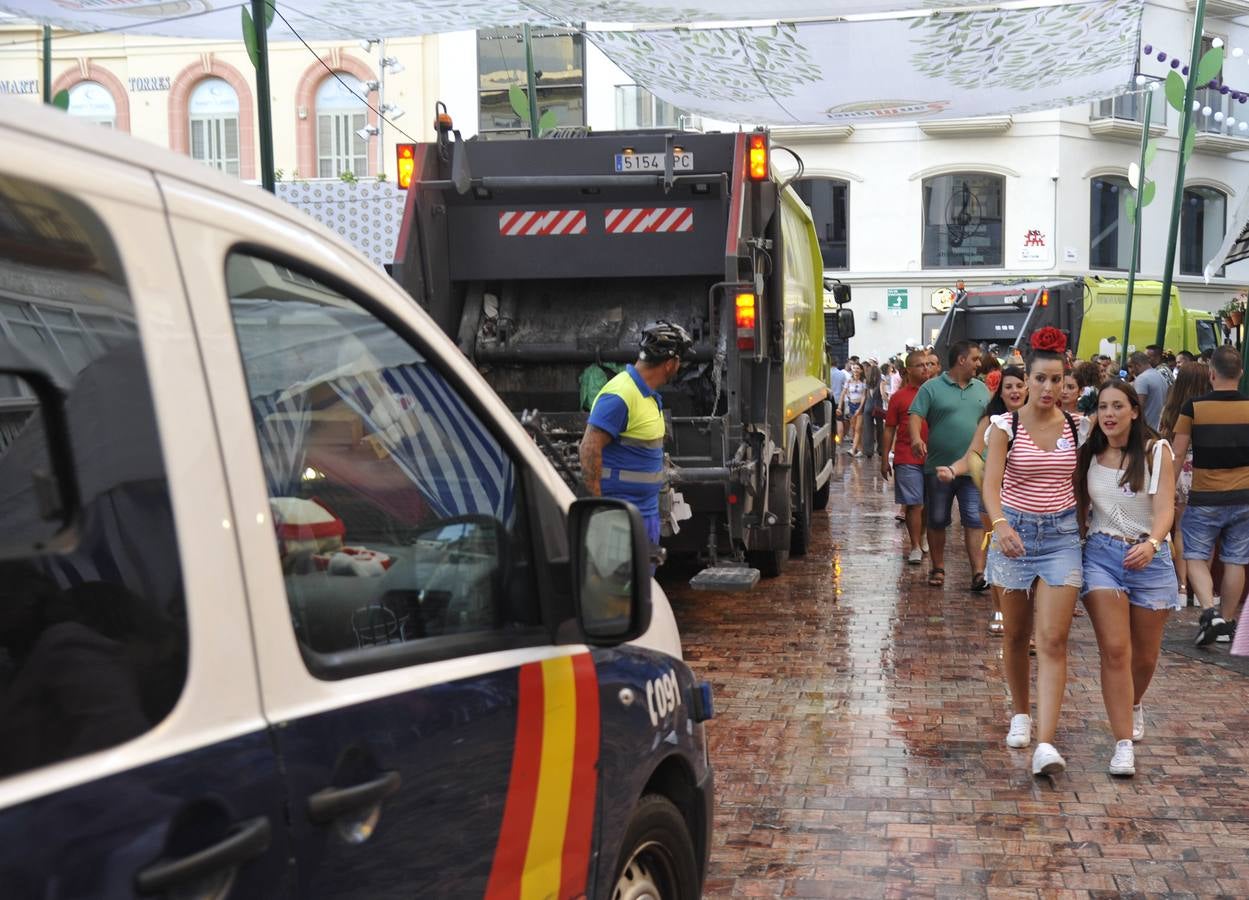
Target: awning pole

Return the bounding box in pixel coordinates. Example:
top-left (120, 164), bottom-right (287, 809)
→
top-left (1122, 88), bottom-right (1153, 370)
top-left (1156, 0), bottom-right (1206, 349)
top-left (252, 0), bottom-right (275, 192)
top-left (42, 26), bottom-right (51, 103)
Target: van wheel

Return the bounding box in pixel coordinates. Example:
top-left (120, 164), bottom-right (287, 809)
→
top-left (790, 438), bottom-right (814, 555)
top-left (612, 795), bottom-right (700, 900)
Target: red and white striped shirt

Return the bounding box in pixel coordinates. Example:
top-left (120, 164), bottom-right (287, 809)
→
top-left (995, 415), bottom-right (1079, 514)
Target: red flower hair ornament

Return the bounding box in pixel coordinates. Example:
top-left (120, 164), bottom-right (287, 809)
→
top-left (985, 370), bottom-right (1002, 394)
top-left (1030, 326), bottom-right (1067, 354)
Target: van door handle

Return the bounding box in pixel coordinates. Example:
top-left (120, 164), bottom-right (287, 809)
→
top-left (307, 771), bottom-right (402, 823)
top-left (135, 816), bottom-right (271, 895)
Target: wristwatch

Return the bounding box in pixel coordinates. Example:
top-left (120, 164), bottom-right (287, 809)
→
top-left (1146, 537), bottom-right (1163, 552)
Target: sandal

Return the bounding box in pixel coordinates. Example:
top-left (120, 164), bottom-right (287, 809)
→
top-left (971, 573), bottom-right (989, 593)
top-left (928, 567), bottom-right (945, 587)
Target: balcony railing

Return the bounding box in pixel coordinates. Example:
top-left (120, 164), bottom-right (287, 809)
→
top-left (1091, 89), bottom-right (1167, 127)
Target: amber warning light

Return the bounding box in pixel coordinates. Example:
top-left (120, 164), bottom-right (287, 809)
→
top-left (396, 144), bottom-right (416, 190)
top-left (735, 293), bottom-right (757, 350)
top-left (748, 134), bottom-right (768, 181)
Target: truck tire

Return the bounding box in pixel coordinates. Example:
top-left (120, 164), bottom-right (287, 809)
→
top-left (812, 433), bottom-right (832, 511)
top-left (790, 436), bottom-right (814, 555)
top-left (612, 794), bottom-right (701, 900)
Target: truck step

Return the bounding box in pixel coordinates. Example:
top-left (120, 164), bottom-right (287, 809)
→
top-left (688, 565), bottom-right (761, 592)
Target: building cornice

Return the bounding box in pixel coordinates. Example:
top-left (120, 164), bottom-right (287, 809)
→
top-left (769, 125), bottom-right (855, 142)
top-left (1193, 132), bottom-right (1249, 156)
top-left (917, 116), bottom-right (1013, 137)
top-left (1088, 118), bottom-right (1168, 142)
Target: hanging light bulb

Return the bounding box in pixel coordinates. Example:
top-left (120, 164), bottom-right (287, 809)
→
top-left (1135, 74), bottom-right (1147, 86)
top-left (1149, 81), bottom-right (1160, 91)
top-left (1240, 121), bottom-right (1248, 131)
top-left (1229, 116), bottom-right (1237, 127)
top-left (1213, 37), bottom-right (1225, 49)
top-left (1193, 99), bottom-right (1203, 110)
top-left (1235, 47), bottom-right (1244, 58)
top-left (1215, 110), bottom-right (1225, 122)
top-left (1202, 105), bottom-right (1213, 116)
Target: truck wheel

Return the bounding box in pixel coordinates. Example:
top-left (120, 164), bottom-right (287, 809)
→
top-left (812, 436), bottom-right (832, 511)
top-left (790, 437), bottom-right (814, 555)
top-left (612, 794), bottom-right (700, 900)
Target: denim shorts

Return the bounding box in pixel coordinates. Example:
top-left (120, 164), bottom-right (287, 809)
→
top-left (1081, 532), bottom-right (1180, 611)
top-left (986, 506), bottom-right (1083, 590)
top-left (925, 473), bottom-right (981, 529)
top-left (1182, 504), bottom-right (1249, 565)
top-left (894, 463), bottom-right (925, 506)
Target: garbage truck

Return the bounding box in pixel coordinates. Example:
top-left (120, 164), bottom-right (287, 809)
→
top-left (932, 276), bottom-right (1219, 363)
top-left (391, 115), bottom-right (846, 586)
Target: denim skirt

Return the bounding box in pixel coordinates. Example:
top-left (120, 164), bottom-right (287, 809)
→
top-left (986, 506), bottom-right (1083, 590)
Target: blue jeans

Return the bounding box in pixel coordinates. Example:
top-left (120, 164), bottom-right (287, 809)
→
top-left (986, 506), bottom-right (1083, 590)
top-left (1182, 504), bottom-right (1249, 566)
top-left (894, 464), bottom-right (925, 507)
top-left (1082, 532), bottom-right (1180, 610)
top-left (925, 473), bottom-right (981, 529)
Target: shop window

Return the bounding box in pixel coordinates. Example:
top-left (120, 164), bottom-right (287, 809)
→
top-left (316, 74), bottom-right (368, 178)
top-left (1089, 176), bottom-right (1131, 271)
top-left (793, 178), bottom-right (849, 270)
top-left (189, 78), bottom-right (241, 176)
top-left (922, 172), bottom-right (1004, 268)
top-left (67, 81), bottom-right (116, 127)
top-left (1181, 186), bottom-right (1227, 276)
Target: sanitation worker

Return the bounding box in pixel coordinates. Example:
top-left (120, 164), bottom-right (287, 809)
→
top-left (579, 321), bottom-right (693, 551)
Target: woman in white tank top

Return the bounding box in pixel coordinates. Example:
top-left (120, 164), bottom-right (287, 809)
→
top-left (1073, 380), bottom-right (1177, 778)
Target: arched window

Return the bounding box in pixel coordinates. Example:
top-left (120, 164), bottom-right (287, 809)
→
top-left (921, 172), bottom-right (1004, 268)
top-left (793, 178), bottom-right (849, 269)
top-left (1181, 186), bottom-right (1227, 276)
top-left (316, 74), bottom-right (368, 178)
top-left (189, 78), bottom-right (241, 176)
top-left (1089, 176), bottom-right (1131, 271)
top-left (67, 81), bottom-right (116, 127)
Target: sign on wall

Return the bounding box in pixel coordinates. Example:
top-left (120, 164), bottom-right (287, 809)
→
top-left (1020, 228), bottom-right (1048, 262)
top-left (0, 79), bottom-right (40, 95)
top-left (886, 287), bottom-right (909, 310)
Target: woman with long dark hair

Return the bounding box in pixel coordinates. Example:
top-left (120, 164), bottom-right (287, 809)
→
top-left (1158, 362), bottom-right (1210, 599)
top-left (1074, 380), bottom-right (1176, 777)
top-left (938, 366), bottom-right (1026, 632)
top-left (839, 362), bottom-right (866, 457)
top-left (981, 329), bottom-right (1084, 776)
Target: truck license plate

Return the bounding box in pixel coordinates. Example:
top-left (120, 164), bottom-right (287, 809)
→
top-left (615, 152), bottom-right (694, 173)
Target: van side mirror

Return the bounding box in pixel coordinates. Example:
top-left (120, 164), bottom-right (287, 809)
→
top-left (824, 279), bottom-right (851, 305)
top-left (569, 498), bottom-right (652, 645)
top-left (834, 307), bottom-right (856, 340)
top-left (0, 342), bottom-right (81, 556)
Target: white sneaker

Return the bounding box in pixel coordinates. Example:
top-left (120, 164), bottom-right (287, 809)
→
top-left (1006, 713), bottom-right (1031, 748)
top-left (1108, 739), bottom-right (1135, 776)
top-left (921, 535), bottom-right (929, 553)
top-left (1132, 704), bottom-right (1145, 741)
top-left (1032, 742), bottom-right (1066, 775)
top-left (907, 547), bottom-right (923, 565)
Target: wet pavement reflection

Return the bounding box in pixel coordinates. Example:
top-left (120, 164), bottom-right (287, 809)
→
top-left (661, 459), bottom-right (1249, 898)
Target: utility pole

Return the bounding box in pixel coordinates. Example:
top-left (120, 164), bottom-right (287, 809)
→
top-left (1156, 0), bottom-right (1206, 348)
top-left (42, 26), bottom-right (51, 104)
top-left (251, 0), bottom-right (275, 192)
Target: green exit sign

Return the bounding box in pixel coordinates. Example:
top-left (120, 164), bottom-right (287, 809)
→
top-left (887, 288), bottom-right (909, 310)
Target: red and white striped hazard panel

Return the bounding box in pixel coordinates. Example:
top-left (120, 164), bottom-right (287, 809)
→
top-left (604, 207), bottom-right (694, 235)
top-left (497, 209), bottom-right (587, 237)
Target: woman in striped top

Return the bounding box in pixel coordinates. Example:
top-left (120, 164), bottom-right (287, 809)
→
top-left (1074, 380), bottom-right (1176, 777)
top-left (982, 328), bottom-right (1084, 776)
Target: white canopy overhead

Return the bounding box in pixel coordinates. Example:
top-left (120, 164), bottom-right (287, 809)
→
top-left (1, 0), bottom-right (1147, 123)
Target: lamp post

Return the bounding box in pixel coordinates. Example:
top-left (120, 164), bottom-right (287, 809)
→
top-left (41, 26), bottom-right (51, 104)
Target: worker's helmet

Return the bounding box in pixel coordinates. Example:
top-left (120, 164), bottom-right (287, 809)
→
top-left (639, 321), bottom-right (694, 362)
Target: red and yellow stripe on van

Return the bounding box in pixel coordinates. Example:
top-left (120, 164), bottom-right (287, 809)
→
top-left (485, 653), bottom-right (600, 900)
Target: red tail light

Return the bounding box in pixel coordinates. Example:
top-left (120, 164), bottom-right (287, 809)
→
top-left (396, 143), bottom-right (416, 190)
top-left (1040, 289), bottom-right (1049, 307)
top-left (735, 293), bottom-right (757, 350)
top-left (748, 134), bottom-right (768, 181)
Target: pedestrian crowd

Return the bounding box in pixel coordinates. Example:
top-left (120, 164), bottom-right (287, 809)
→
top-left (831, 335), bottom-right (1249, 778)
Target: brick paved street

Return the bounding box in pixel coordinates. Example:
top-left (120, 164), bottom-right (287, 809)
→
top-left (662, 458), bottom-right (1249, 899)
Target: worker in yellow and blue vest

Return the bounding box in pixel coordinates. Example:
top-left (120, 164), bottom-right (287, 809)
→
top-left (579, 321), bottom-right (693, 552)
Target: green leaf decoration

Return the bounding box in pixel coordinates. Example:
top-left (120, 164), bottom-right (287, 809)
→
top-left (1141, 180), bottom-right (1156, 207)
top-left (1143, 138), bottom-right (1158, 166)
top-left (1196, 47), bottom-right (1224, 87)
top-left (508, 83), bottom-right (529, 122)
top-left (1165, 70), bottom-right (1186, 112)
top-left (1126, 201), bottom-right (1136, 225)
top-left (51, 89), bottom-right (69, 110)
top-left (241, 8), bottom-right (259, 71)
top-left (537, 109), bottom-right (557, 133)
top-left (1182, 125), bottom-right (1196, 163)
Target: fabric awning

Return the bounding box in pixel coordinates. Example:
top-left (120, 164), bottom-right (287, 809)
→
top-left (0, 0), bottom-right (1146, 124)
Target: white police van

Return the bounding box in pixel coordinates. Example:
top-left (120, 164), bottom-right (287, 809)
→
top-left (0, 99), bottom-right (712, 899)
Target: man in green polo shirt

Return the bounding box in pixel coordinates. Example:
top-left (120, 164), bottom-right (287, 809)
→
top-left (908, 340), bottom-right (989, 590)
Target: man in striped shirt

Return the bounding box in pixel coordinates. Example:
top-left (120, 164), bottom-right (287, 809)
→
top-left (1172, 347), bottom-right (1249, 647)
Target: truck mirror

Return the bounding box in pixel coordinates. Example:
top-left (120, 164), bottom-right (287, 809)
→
top-left (824, 279), bottom-right (851, 305)
top-left (835, 308), bottom-right (856, 340)
top-left (569, 498), bottom-right (652, 645)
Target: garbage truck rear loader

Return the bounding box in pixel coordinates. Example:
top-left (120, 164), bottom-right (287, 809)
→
top-left (392, 121), bottom-right (840, 586)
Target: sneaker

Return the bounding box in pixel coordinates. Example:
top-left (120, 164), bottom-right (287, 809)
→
top-left (1006, 713), bottom-right (1031, 748)
top-left (1032, 742), bottom-right (1066, 776)
top-left (1132, 704), bottom-right (1145, 741)
top-left (853, 450), bottom-right (864, 458)
top-left (1108, 739), bottom-right (1135, 776)
top-left (1217, 619), bottom-right (1237, 643)
top-left (921, 535), bottom-right (929, 553)
top-left (988, 611), bottom-right (1005, 635)
top-left (907, 547), bottom-right (923, 565)
top-left (1195, 609), bottom-right (1225, 647)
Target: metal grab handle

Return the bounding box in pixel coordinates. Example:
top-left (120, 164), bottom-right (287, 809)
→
top-left (307, 771), bottom-right (402, 824)
top-left (135, 816), bottom-right (271, 895)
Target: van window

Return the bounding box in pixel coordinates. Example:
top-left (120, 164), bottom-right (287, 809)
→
top-left (0, 176), bottom-right (187, 779)
top-left (225, 254), bottom-right (541, 677)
